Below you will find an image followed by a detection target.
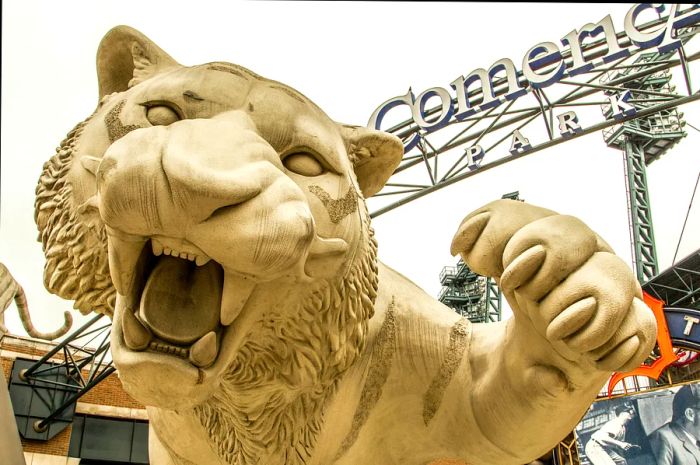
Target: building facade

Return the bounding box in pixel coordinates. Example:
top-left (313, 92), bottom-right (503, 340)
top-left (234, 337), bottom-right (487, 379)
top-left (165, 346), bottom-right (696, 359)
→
top-left (1, 334), bottom-right (148, 465)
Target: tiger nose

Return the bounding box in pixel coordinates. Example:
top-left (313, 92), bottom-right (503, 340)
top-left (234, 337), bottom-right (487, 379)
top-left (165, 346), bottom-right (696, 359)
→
top-left (97, 117), bottom-right (282, 235)
top-left (161, 119), bottom-right (278, 221)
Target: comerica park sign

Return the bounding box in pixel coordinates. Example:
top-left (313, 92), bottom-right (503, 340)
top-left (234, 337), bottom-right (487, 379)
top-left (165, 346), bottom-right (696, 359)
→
top-left (369, 3), bottom-right (700, 154)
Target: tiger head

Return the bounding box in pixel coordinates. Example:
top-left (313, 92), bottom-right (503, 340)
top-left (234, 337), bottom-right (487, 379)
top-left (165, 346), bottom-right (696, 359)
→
top-left (35, 26), bottom-right (403, 409)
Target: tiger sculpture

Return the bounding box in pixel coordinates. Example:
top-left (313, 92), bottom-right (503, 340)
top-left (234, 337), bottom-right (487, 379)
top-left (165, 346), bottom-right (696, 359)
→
top-left (0, 262), bottom-right (72, 340)
top-left (34, 25), bottom-right (657, 465)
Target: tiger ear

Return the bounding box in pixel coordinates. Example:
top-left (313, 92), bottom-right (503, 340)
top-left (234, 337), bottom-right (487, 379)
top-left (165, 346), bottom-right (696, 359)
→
top-left (96, 25), bottom-right (181, 99)
top-left (340, 125), bottom-right (404, 198)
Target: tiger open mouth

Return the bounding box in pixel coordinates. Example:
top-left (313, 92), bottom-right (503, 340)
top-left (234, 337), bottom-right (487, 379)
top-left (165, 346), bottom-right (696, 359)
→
top-left (110, 233), bottom-right (256, 369)
top-left (109, 227), bottom-right (351, 371)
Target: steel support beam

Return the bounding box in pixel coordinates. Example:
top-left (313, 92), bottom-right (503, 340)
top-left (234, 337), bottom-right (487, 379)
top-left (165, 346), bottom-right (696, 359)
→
top-left (17, 313), bottom-right (114, 432)
top-left (33, 365), bottom-right (116, 433)
top-left (484, 278), bottom-right (502, 323)
top-left (624, 140), bottom-right (659, 283)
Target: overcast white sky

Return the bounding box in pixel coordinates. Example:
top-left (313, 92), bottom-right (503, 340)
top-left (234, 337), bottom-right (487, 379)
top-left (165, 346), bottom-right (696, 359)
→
top-left (1, 1), bottom-right (699, 338)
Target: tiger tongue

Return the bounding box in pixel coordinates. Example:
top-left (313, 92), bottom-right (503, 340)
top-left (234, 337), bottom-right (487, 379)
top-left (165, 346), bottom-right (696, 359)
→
top-left (139, 256), bottom-right (223, 345)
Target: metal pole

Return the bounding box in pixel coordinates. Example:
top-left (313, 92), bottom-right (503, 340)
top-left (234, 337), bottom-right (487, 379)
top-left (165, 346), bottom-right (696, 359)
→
top-left (32, 365), bottom-right (116, 433)
top-left (20, 314), bottom-right (104, 380)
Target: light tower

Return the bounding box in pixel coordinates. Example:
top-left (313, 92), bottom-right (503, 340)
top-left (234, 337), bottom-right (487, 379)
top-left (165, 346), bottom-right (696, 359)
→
top-left (601, 51), bottom-right (687, 283)
top-left (437, 192), bottom-right (521, 323)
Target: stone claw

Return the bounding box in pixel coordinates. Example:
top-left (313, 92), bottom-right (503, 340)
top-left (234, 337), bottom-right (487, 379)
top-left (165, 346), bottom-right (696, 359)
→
top-left (454, 199), bottom-right (657, 374)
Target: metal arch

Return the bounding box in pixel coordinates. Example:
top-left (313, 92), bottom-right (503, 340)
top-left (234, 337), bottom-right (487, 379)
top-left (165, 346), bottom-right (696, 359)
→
top-left (371, 91), bottom-right (700, 217)
top-left (368, 22), bottom-right (700, 218)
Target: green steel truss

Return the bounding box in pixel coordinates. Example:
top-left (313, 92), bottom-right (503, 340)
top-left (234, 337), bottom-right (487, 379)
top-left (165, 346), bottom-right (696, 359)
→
top-left (624, 140), bottom-right (660, 282)
top-left (438, 260), bottom-right (501, 323)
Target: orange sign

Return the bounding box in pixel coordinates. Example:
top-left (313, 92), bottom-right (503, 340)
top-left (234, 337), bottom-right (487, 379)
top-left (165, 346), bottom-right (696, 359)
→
top-left (606, 292), bottom-right (678, 397)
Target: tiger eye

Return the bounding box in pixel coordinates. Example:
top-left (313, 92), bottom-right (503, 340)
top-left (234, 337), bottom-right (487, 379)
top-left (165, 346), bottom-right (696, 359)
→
top-left (146, 105), bottom-right (180, 126)
top-left (283, 153), bottom-right (325, 176)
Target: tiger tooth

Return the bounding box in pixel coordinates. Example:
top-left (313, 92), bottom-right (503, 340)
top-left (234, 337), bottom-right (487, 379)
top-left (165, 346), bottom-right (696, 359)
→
top-left (195, 255), bottom-right (210, 267)
top-left (122, 308), bottom-right (152, 351)
top-left (189, 331), bottom-right (218, 368)
top-left (187, 253), bottom-right (195, 261)
top-left (164, 247), bottom-right (172, 256)
top-left (220, 273), bottom-right (256, 326)
top-left (152, 240), bottom-right (164, 256)
top-left (107, 232), bottom-right (147, 296)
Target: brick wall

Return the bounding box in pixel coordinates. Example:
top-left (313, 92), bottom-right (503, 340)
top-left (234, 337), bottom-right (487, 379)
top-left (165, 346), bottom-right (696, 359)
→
top-left (3, 357), bottom-right (12, 380)
top-left (21, 425), bottom-right (72, 457)
top-left (2, 341), bottom-right (60, 359)
top-left (80, 372), bottom-right (143, 409)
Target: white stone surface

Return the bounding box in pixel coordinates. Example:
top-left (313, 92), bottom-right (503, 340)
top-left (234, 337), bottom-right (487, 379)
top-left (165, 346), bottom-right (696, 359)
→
top-left (26, 453), bottom-right (68, 465)
top-left (75, 402), bottom-right (147, 420)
